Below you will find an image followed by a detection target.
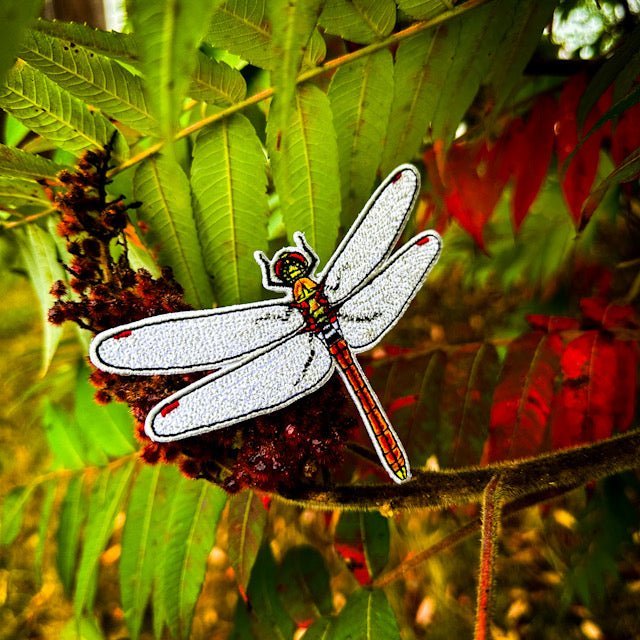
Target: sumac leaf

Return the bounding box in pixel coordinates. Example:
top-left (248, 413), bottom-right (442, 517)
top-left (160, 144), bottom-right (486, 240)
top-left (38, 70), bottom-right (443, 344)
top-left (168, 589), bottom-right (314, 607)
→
top-left (485, 332), bottom-right (562, 462)
top-left (511, 94), bottom-right (556, 230)
top-left (227, 490), bottom-right (268, 591)
top-left (277, 545), bottom-right (333, 625)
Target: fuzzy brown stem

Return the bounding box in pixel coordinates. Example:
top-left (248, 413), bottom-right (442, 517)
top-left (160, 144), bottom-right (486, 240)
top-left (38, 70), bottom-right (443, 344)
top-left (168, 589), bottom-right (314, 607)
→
top-left (278, 429), bottom-right (640, 510)
top-left (475, 475), bottom-right (503, 640)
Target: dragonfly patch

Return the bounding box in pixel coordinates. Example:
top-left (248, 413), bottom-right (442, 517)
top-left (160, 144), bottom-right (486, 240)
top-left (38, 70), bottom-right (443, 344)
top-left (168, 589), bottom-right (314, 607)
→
top-left (90, 164), bottom-right (442, 484)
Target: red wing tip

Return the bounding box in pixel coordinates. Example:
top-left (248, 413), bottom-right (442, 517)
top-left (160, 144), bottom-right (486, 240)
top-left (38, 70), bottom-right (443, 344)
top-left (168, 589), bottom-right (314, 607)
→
top-left (114, 330), bottom-right (132, 339)
top-left (160, 400), bottom-right (180, 417)
top-left (417, 232), bottom-right (441, 246)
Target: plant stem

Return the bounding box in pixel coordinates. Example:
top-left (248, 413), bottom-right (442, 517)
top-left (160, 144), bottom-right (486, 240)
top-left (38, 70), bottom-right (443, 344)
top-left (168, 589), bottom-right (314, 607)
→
top-left (278, 428), bottom-right (640, 510)
top-left (0, 207), bottom-right (56, 230)
top-left (372, 483), bottom-right (578, 588)
top-left (474, 474), bottom-right (503, 640)
top-left (109, 0), bottom-right (496, 177)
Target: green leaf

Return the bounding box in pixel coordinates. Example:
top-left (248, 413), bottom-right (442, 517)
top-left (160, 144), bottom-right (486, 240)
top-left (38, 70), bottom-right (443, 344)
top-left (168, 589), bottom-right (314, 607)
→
top-left (384, 350), bottom-right (447, 467)
top-left (319, 0), bottom-right (396, 45)
top-left (0, 61), bottom-right (125, 158)
top-left (120, 465), bottom-right (176, 640)
top-left (360, 513), bottom-right (389, 579)
top-left (0, 485), bottom-right (34, 545)
top-left (379, 30), bottom-right (437, 173)
top-left (191, 114), bottom-right (269, 305)
top-left (43, 394), bottom-right (109, 468)
top-left (160, 479), bottom-right (226, 639)
top-left (128, 0), bottom-right (222, 138)
top-left (328, 49), bottom-right (393, 226)
top-left (0, 0), bottom-right (41, 84)
top-left (303, 617), bottom-right (332, 640)
top-left (569, 84), bottom-right (640, 162)
top-left (43, 401), bottom-right (86, 470)
top-left (17, 222), bottom-right (65, 373)
top-left (429, 0), bottom-right (516, 145)
top-left (0, 176), bottom-right (50, 209)
top-left (277, 545), bottom-right (333, 624)
top-left (269, 0), bottom-right (324, 143)
top-left (56, 476), bottom-right (86, 595)
top-left (582, 147), bottom-right (640, 223)
top-left (330, 589), bottom-right (400, 639)
top-left (267, 84), bottom-right (340, 265)
top-left (35, 18), bottom-right (138, 64)
top-left (381, 0), bottom-right (511, 169)
top-left (227, 490), bottom-right (268, 590)
top-left (335, 511), bottom-right (389, 580)
top-left (206, 0), bottom-right (273, 69)
top-left (74, 369), bottom-right (136, 458)
top-left (35, 481), bottom-right (57, 584)
top-left (134, 151), bottom-right (213, 308)
top-left (60, 616), bottom-right (105, 640)
top-left (578, 22), bottom-right (640, 129)
top-left (74, 461), bottom-right (136, 617)
top-left (190, 51), bottom-right (246, 105)
top-left (0, 143), bottom-right (64, 180)
top-left (304, 29), bottom-right (326, 68)
top-left (445, 343), bottom-right (500, 467)
top-left (246, 544), bottom-right (296, 640)
top-left (20, 30), bottom-right (159, 136)
top-left (396, 0), bottom-right (452, 20)
top-left (486, 0), bottom-right (557, 113)
top-left (3, 113), bottom-right (30, 146)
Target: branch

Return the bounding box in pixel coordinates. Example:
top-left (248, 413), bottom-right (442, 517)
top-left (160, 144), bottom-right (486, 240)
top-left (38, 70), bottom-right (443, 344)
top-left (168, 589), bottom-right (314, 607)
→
top-left (278, 429), bottom-right (640, 510)
top-left (109, 0), bottom-right (496, 177)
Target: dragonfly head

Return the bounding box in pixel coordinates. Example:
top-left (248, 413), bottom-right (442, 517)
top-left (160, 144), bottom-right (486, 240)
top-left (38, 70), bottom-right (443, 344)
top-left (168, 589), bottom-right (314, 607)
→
top-left (274, 251), bottom-right (309, 285)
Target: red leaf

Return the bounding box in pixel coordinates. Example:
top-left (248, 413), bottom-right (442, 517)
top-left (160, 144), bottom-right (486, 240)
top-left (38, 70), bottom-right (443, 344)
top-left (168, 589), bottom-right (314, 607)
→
top-left (484, 332), bottom-right (563, 463)
top-left (424, 139), bottom-right (512, 250)
top-left (550, 331), bottom-right (637, 449)
top-left (444, 190), bottom-right (487, 250)
top-left (613, 340), bottom-right (638, 430)
top-left (444, 142), bottom-right (511, 250)
top-left (555, 75), bottom-right (610, 227)
top-left (511, 94), bottom-right (557, 230)
top-left (526, 314), bottom-right (580, 332)
top-left (334, 543), bottom-right (370, 586)
top-left (611, 101), bottom-right (640, 166)
top-left (387, 394), bottom-right (418, 416)
top-left (551, 332), bottom-right (611, 447)
top-left (580, 297), bottom-right (639, 330)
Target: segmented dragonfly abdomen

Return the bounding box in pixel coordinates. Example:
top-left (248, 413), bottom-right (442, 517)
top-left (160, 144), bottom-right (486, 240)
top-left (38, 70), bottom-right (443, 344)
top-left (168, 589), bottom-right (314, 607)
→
top-left (328, 338), bottom-right (409, 482)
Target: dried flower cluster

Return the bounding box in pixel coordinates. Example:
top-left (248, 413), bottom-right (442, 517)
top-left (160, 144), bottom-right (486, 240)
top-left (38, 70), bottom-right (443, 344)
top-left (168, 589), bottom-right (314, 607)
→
top-left (48, 144), bottom-right (356, 493)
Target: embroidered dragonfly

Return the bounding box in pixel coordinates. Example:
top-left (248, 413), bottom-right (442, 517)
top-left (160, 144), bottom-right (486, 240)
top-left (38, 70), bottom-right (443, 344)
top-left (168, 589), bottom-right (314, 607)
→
top-left (89, 164), bottom-right (441, 484)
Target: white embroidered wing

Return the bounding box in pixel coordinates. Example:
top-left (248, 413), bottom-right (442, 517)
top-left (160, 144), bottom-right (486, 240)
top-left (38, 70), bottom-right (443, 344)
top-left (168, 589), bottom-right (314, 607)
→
top-left (145, 332), bottom-right (334, 441)
top-left (338, 231), bottom-right (442, 352)
top-left (320, 165), bottom-right (420, 305)
top-left (89, 300), bottom-right (304, 375)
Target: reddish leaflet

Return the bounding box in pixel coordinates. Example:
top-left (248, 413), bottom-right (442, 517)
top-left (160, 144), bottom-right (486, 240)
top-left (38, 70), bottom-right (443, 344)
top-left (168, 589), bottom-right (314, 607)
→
top-left (422, 73), bottom-right (635, 242)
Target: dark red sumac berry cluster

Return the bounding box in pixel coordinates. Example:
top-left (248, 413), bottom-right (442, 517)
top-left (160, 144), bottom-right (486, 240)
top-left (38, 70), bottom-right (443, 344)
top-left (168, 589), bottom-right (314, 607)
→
top-left (47, 144), bottom-right (356, 493)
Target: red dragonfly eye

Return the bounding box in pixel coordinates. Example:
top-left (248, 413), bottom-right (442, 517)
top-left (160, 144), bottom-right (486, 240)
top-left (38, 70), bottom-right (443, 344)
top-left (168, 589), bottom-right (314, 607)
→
top-left (274, 252), bottom-right (308, 279)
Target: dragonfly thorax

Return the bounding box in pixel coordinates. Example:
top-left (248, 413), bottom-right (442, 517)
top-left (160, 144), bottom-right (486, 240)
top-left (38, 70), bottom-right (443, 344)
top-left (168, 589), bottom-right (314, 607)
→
top-left (291, 276), bottom-right (336, 332)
